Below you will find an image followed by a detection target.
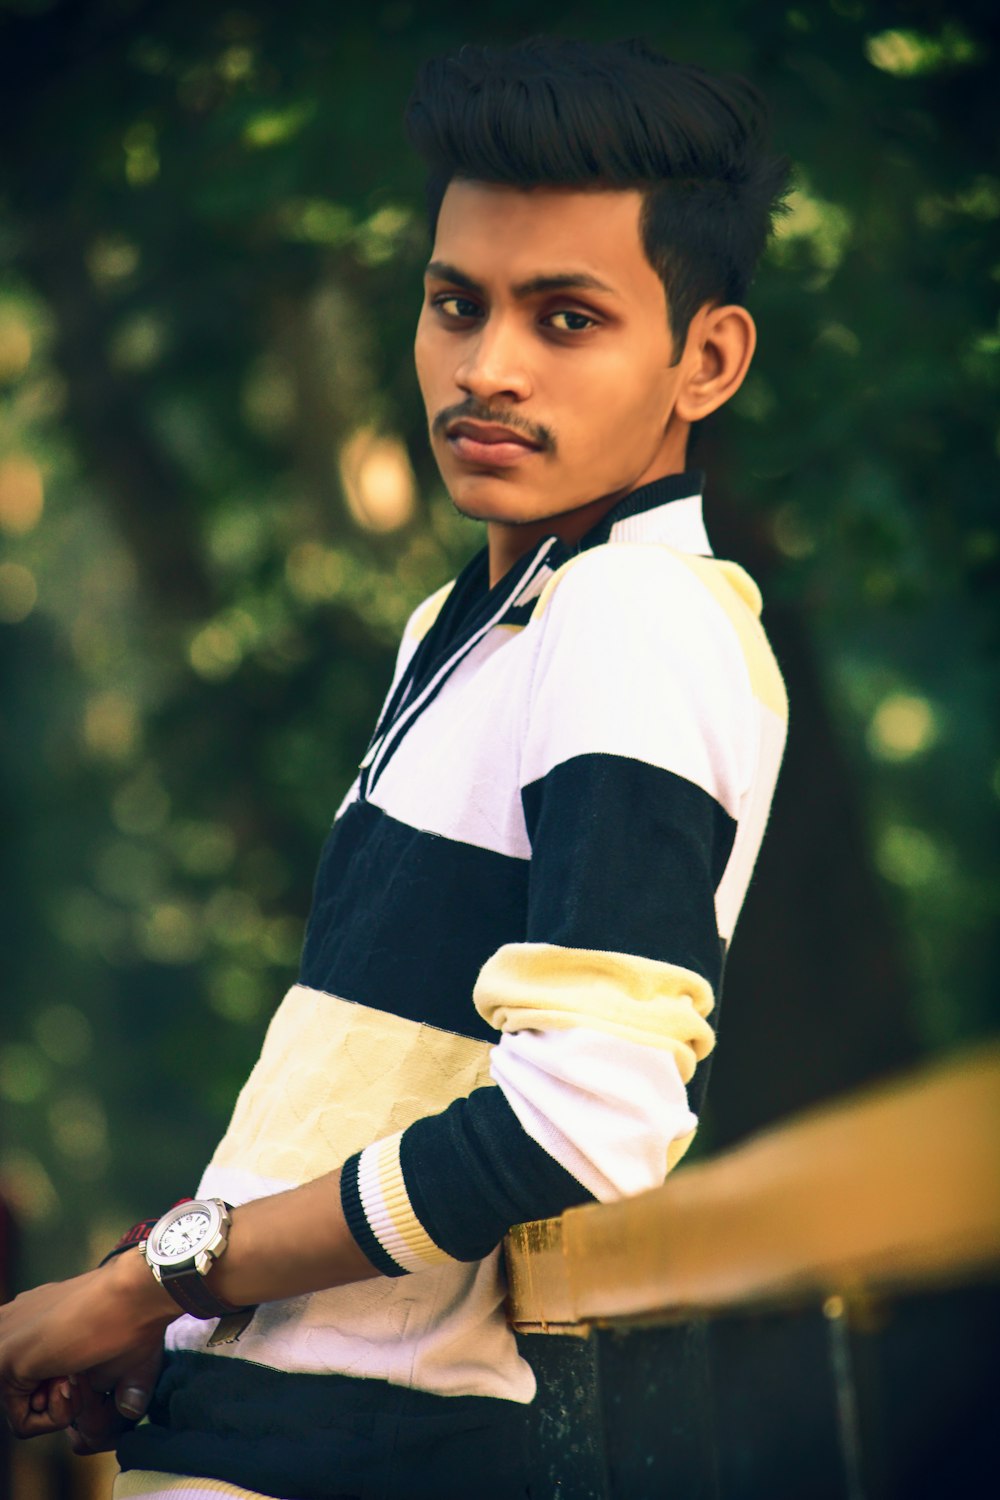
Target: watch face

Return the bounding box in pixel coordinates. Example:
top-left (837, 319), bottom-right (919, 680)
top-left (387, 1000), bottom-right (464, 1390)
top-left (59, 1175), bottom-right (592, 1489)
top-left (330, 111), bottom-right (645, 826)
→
top-left (157, 1206), bottom-right (213, 1261)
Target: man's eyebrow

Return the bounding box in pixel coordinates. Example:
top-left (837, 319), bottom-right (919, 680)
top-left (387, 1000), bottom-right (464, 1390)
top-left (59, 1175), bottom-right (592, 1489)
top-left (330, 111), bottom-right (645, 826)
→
top-left (424, 261), bottom-right (485, 295)
top-left (424, 261), bottom-right (619, 299)
top-left (511, 271), bottom-right (618, 298)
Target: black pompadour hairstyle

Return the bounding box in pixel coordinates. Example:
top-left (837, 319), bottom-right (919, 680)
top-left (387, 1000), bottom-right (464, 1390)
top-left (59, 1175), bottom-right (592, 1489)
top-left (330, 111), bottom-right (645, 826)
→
top-left (406, 37), bottom-right (791, 348)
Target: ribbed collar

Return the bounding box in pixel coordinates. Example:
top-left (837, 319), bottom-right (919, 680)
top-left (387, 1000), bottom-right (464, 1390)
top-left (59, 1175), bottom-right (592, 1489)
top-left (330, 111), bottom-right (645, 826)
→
top-left (360, 469), bottom-right (714, 785)
top-left (577, 468), bottom-right (711, 555)
top-left (411, 467), bottom-right (711, 677)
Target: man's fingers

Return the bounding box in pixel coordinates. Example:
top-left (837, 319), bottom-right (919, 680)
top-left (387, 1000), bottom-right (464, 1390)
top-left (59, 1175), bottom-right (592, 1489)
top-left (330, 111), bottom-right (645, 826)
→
top-left (114, 1341), bottom-right (163, 1420)
top-left (15, 1408), bottom-right (69, 1438)
top-left (46, 1377), bottom-right (82, 1428)
top-left (26, 1377), bottom-right (71, 1414)
top-left (89, 1339), bottom-right (163, 1420)
top-left (63, 1335), bottom-right (165, 1449)
top-left (65, 1384), bottom-right (125, 1453)
top-left (4, 1379), bottom-right (81, 1439)
top-left (115, 1380), bottom-right (151, 1420)
top-left (67, 1423), bottom-right (100, 1456)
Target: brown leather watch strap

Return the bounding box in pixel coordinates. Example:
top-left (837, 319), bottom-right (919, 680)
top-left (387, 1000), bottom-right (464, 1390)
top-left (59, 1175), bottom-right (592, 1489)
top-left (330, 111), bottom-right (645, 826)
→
top-left (157, 1261), bottom-right (248, 1320)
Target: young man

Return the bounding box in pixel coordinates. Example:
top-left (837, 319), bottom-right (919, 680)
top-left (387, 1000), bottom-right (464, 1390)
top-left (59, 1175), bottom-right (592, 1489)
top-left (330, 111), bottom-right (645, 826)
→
top-left (0, 37), bottom-right (789, 1500)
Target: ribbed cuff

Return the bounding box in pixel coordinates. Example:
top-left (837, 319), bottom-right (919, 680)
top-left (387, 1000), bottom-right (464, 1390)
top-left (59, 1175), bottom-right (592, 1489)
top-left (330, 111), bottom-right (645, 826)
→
top-left (340, 1152), bottom-right (406, 1276)
top-left (341, 1139), bottom-right (453, 1278)
top-left (400, 1087), bottom-right (594, 1261)
top-left (341, 1090), bottom-right (595, 1275)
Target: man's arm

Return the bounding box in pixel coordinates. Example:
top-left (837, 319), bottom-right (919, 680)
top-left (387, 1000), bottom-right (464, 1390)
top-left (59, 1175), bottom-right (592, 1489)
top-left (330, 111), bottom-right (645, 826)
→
top-left (335, 544), bottom-right (764, 1275)
top-left (0, 1167), bottom-right (379, 1441)
top-left (0, 585), bottom-right (450, 1445)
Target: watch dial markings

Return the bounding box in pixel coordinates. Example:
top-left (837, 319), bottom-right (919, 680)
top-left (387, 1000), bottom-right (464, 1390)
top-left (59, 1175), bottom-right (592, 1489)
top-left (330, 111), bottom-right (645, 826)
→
top-left (160, 1209), bottom-right (211, 1258)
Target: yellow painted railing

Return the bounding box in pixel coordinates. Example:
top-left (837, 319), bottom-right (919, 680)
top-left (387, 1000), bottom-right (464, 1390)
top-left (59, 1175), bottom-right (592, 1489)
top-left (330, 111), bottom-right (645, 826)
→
top-left (505, 1044), bottom-right (1000, 1334)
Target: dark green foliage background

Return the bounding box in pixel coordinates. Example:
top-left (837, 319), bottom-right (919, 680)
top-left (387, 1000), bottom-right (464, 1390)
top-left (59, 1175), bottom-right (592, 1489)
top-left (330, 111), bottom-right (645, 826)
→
top-left (0, 0), bottom-right (997, 1284)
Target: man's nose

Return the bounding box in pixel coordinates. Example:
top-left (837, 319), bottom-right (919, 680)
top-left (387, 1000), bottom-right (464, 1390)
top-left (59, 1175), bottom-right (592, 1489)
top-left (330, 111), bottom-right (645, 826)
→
top-left (454, 316), bottom-right (531, 403)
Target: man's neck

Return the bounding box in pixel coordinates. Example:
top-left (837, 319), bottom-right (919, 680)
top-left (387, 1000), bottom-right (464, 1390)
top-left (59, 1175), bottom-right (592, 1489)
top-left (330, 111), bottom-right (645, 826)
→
top-left (486, 488), bottom-right (624, 588)
top-left (486, 454), bottom-right (691, 588)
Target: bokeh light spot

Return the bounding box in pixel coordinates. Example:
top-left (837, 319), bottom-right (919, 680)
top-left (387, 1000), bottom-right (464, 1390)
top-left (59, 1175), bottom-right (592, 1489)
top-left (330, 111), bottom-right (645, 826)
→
top-left (733, 372), bottom-right (776, 423)
top-left (204, 888), bottom-right (263, 948)
top-left (83, 689), bottom-right (141, 761)
top-left (355, 204), bottom-right (414, 265)
top-left (815, 322), bottom-right (861, 357)
top-left (340, 429), bottom-right (416, 533)
top-left (124, 121), bottom-right (160, 185)
top-left (208, 965), bottom-right (267, 1023)
top-left (0, 1149), bottom-right (58, 1225)
top-left (50, 888), bottom-right (130, 963)
top-left (218, 44), bottom-right (255, 83)
top-left (0, 313), bottom-right (32, 380)
top-left (0, 454), bottom-right (44, 534)
top-left (242, 355), bottom-right (295, 437)
top-left (33, 1004), bottom-right (94, 1067)
top-left (771, 186), bottom-right (852, 274)
top-left (87, 235), bottom-right (140, 285)
top-left (138, 902), bottom-right (204, 964)
top-left (0, 1044), bottom-right (51, 1104)
top-left (189, 621), bottom-right (243, 679)
top-left (865, 25), bottom-right (980, 76)
top-left (261, 915), bottom-right (302, 966)
top-left (278, 198), bottom-right (355, 248)
top-left (111, 311), bottom-right (167, 370)
top-left (243, 102), bottom-right (313, 149)
top-left (285, 541), bottom-right (347, 601)
top-left (877, 825), bottom-right (942, 887)
top-left (48, 1092), bottom-right (109, 1163)
top-left (868, 694), bottom-right (938, 762)
top-left (0, 561), bottom-right (37, 622)
top-left (171, 820), bottom-right (237, 877)
top-left (772, 503), bottom-right (816, 559)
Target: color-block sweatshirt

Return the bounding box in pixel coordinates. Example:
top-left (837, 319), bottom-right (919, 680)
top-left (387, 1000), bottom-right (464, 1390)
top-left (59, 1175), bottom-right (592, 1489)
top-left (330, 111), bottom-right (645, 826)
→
top-left (116, 470), bottom-right (788, 1500)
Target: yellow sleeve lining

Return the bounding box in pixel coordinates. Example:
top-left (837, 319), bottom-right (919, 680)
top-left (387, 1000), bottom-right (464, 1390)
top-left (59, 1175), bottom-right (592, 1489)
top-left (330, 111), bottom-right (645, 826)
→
top-left (474, 942), bottom-right (716, 1086)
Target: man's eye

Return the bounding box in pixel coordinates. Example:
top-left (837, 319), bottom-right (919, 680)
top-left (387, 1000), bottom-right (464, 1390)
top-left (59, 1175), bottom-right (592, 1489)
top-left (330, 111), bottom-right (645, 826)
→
top-left (434, 295), bottom-right (481, 319)
top-left (547, 310), bottom-right (597, 333)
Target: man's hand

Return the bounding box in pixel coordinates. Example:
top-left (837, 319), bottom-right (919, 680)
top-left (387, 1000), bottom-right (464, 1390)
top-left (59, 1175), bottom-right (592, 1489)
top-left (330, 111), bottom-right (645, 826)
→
top-left (0, 1250), bottom-right (177, 1441)
top-left (2, 1169), bottom-right (380, 1445)
top-left (64, 1337), bottom-right (166, 1455)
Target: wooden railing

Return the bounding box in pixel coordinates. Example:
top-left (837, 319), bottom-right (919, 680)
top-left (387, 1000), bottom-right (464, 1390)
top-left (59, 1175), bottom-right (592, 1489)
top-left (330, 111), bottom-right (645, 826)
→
top-left (506, 1045), bottom-right (1000, 1498)
top-left (4, 1050), bottom-right (998, 1497)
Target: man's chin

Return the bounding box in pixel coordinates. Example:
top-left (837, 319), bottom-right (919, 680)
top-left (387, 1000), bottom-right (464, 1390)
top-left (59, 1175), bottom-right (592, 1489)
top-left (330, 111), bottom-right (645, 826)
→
top-left (446, 477), bottom-right (542, 527)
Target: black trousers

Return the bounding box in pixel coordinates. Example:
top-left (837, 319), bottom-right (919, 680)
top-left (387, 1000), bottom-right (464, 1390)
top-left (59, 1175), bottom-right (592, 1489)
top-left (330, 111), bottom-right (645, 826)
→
top-left (117, 1350), bottom-right (531, 1500)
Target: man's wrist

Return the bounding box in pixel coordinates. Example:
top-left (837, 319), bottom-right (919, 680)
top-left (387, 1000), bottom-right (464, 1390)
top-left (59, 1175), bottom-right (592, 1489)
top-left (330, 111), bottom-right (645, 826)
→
top-left (105, 1245), bottom-right (180, 1328)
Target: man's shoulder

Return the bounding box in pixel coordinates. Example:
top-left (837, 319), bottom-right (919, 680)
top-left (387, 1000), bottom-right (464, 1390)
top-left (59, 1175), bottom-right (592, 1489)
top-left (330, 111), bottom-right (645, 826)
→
top-left (531, 541), bottom-right (786, 721)
top-left (533, 540), bottom-right (754, 631)
top-left (402, 579), bottom-right (456, 646)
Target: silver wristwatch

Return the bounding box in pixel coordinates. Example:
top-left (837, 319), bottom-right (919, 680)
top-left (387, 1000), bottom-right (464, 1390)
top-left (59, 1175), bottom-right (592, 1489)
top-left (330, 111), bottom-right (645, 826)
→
top-left (142, 1197), bottom-right (250, 1322)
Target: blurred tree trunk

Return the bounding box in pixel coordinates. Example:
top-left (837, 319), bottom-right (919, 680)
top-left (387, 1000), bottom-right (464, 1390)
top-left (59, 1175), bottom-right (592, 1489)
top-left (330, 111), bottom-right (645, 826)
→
top-left (703, 441), bottom-right (921, 1148)
top-left (24, 232), bottom-right (216, 618)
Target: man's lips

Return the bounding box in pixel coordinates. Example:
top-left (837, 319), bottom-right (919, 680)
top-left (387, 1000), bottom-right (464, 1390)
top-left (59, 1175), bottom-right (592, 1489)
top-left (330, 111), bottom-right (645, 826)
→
top-left (445, 420), bottom-right (544, 468)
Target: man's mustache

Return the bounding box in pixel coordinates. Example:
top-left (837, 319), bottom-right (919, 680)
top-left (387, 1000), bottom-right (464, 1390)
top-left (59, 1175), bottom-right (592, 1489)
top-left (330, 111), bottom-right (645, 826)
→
top-left (432, 398), bottom-right (556, 454)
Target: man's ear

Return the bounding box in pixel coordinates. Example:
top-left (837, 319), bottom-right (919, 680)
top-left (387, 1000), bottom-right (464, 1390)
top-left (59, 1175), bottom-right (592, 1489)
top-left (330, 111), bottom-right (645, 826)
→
top-left (674, 303), bottom-right (757, 424)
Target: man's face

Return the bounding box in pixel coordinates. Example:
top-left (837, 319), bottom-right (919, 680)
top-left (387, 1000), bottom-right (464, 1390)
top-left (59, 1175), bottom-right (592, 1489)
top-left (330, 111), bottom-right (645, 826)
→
top-left (414, 181), bottom-right (688, 529)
